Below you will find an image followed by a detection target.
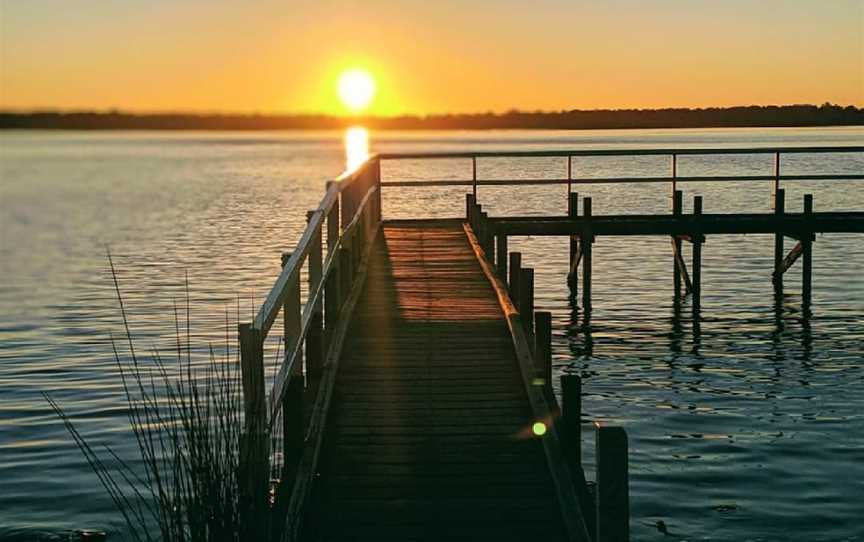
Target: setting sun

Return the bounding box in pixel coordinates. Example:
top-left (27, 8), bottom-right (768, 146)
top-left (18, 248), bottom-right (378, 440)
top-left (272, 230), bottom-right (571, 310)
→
top-left (337, 69), bottom-right (376, 112)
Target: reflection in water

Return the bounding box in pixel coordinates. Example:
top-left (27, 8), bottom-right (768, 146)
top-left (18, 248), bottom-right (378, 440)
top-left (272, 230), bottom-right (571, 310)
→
top-left (344, 126), bottom-right (369, 172)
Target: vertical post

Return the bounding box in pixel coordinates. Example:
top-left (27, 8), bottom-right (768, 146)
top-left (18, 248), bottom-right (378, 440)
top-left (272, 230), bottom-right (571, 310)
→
top-left (773, 152), bottom-right (781, 207)
top-left (466, 193), bottom-right (475, 223)
top-left (373, 156), bottom-right (383, 223)
top-left (509, 251), bottom-right (522, 300)
top-left (338, 244), bottom-right (352, 303)
top-left (596, 424), bottom-right (629, 542)
top-left (238, 323), bottom-right (267, 532)
top-left (480, 211), bottom-right (493, 258)
top-left (324, 252), bottom-right (341, 346)
top-left (670, 153), bottom-right (677, 197)
top-left (534, 311), bottom-right (553, 400)
top-left (561, 374), bottom-right (582, 469)
top-left (282, 374), bottom-right (304, 490)
top-left (326, 181), bottom-right (339, 256)
top-left (496, 234), bottom-right (508, 281)
top-left (672, 190), bottom-right (683, 299)
top-left (692, 196), bottom-right (703, 314)
top-left (280, 252), bottom-right (303, 381)
top-left (567, 155), bottom-right (573, 195)
top-left (802, 194), bottom-right (813, 308)
top-left (568, 191), bottom-right (579, 294)
top-left (773, 188), bottom-right (786, 292)
top-left (472, 156), bottom-right (478, 199)
top-left (582, 197), bottom-right (593, 311)
top-left (307, 213), bottom-right (324, 383)
top-left (519, 268), bottom-right (535, 343)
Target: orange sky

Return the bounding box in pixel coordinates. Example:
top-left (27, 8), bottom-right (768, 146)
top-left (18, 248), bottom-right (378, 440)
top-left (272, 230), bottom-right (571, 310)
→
top-left (1, 0), bottom-right (862, 115)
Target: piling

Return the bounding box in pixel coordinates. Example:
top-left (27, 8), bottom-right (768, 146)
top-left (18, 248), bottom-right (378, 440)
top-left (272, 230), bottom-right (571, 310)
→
top-left (496, 234), bottom-right (508, 281)
top-left (567, 191), bottom-right (579, 294)
top-left (692, 196), bottom-right (703, 313)
top-left (534, 311), bottom-right (553, 400)
top-left (672, 190), bottom-right (683, 298)
top-left (773, 188), bottom-right (786, 291)
top-left (802, 194), bottom-right (813, 308)
top-left (596, 424), bottom-right (629, 542)
top-left (560, 374), bottom-right (582, 468)
top-left (520, 268), bottom-right (535, 343)
top-left (509, 251), bottom-right (522, 302)
top-left (582, 197), bottom-right (593, 311)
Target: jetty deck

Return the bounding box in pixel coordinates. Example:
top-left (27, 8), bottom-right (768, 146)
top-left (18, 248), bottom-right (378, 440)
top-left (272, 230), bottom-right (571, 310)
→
top-left (309, 221), bottom-right (566, 541)
top-left (236, 146), bottom-right (863, 542)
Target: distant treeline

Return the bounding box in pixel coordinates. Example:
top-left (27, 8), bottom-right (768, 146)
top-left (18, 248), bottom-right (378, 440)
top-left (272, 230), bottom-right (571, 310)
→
top-left (2, 104), bottom-right (862, 130)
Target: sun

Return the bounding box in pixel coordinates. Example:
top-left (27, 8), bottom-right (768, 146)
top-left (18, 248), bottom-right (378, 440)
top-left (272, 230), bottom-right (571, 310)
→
top-left (337, 69), bottom-right (376, 112)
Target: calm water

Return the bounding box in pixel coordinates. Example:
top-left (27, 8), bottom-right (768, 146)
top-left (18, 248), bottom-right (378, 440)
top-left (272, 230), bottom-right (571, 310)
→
top-left (1, 127), bottom-right (863, 541)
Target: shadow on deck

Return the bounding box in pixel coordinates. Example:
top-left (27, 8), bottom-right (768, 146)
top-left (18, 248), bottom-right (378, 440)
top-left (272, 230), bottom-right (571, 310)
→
top-left (304, 220), bottom-right (567, 541)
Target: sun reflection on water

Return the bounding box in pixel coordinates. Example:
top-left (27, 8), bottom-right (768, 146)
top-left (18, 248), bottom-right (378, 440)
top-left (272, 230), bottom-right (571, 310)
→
top-left (344, 126), bottom-right (369, 172)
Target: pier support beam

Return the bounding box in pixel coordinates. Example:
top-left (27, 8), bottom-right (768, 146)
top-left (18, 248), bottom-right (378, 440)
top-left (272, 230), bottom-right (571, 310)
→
top-left (802, 194), bottom-right (813, 309)
top-left (520, 268), bottom-right (535, 344)
top-left (496, 234), bottom-right (508, 281)
top-left (692, 196), bottom-right (703, 314)
top-left (596, 424), bottom-right (629, 542)
top-left (582, 197), bottom-right (593, 312)
top-left (534, 311), bottom-right (553, 401)
top-left (509, 251), bottom-right (522, 302)
top-left (772, 188), bottom-right (786, 292)
top-left (672, 190), bottom-right (683, 299)
top-left (567, 192), bottom-right (580, 295)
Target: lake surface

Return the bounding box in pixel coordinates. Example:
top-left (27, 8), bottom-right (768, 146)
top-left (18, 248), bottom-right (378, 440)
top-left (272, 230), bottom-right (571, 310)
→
top-left (1, 127), bottom-right (863, 541)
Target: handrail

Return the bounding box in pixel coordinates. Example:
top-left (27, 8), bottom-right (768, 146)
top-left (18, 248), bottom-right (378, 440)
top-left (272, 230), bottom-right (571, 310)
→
top-left (377, 145), bottom-right (864, 160)
top-left (381, 174), bottom-right (864, 188)
top-left (267, 184), bottom-right (379, 425)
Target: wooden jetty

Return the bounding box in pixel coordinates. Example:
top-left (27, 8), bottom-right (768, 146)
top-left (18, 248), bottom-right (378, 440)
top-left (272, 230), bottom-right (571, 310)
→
top-left (238, 146), bottom-right (863, 542)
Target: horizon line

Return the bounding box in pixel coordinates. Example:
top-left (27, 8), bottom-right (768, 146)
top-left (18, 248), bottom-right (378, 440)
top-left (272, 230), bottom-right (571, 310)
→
top-left (2, 102), bottom-right (863, 119)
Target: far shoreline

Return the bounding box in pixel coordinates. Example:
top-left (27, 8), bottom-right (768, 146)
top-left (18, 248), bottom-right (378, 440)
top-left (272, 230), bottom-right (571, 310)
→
top-left (2, 104), bottom-right (862, 131)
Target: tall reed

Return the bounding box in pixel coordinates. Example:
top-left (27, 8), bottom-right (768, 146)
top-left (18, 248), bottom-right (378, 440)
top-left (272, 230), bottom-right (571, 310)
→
top-left (46, 256), bottom-right (267, 542)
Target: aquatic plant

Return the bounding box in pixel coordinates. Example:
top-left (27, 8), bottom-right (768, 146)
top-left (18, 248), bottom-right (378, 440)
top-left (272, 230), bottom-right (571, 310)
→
top-left (46, 257), bottom-right (269, 542)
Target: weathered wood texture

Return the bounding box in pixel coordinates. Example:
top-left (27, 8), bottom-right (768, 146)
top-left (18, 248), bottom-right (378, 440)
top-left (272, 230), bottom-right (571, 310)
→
top-left (306, 221), bottom-right (567, 541)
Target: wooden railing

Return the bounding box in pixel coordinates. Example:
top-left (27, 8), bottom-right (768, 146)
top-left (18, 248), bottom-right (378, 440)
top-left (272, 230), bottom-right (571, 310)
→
top-left (237, 157), bottom-right (381, 535)
top-left (238, 144), bottom-right (861, 537)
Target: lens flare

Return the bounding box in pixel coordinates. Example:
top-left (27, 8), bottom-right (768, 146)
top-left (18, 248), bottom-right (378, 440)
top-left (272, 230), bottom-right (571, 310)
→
top-left (532, 422), bottom-right (547, 437)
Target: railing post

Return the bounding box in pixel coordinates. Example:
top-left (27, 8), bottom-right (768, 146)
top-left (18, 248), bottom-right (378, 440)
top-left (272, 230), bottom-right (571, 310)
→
top-left (373, 156), bottom-right (382, 224)
top-left (582, 197), bottom-right (593, 311)
top-left (306, 214), bottom-right (327, 380)
top-left (281, 252), bottom-right (303, 377)
top-left (324, 246), bottom-right (342, 346)
top-left (238, 323), bottom-right (268, 534)
top-left (561, 374), bottom-right (582, 470)
top-left (466, 193), bottom-right (475, 223)
top-left (672, 190), bottom-right (683, 299)
top-left (326, 181), bottom-right (339, 256)
top-left (692, 196), bottom-right (703, 314)
top-left (772, 188), bottom-right (786, 292)
top-left (670, 153), bottom-right (677, 197)
top-left (509, 251), bottom-right (522, 302)
top-left (802, 194), bottom-right (814, 309)
top-left (519, 268), bottom-right (535, 345)
top-left (596, 424), bottom-right (629, 542)
top-left (338, 244), bottom-right (352, 305)
top-left (496, 234), bottom-right (508, 281)
top-left (567, 192), bottom-right (580, 294)
top-left (472, 156), bottom-right (477, 199)
top-left (534, 311), bottom-right (553, 401)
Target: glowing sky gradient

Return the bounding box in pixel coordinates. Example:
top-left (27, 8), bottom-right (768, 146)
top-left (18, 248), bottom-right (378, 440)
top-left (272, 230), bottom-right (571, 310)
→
top-left (1, 0), bottom-right (861, 115)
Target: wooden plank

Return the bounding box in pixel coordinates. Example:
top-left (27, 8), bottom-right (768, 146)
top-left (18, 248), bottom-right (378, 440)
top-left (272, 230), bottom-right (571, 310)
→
top-left (462, 223), bottom-right (592, 542)
top-left (306, 221), bottom-right (574, 541)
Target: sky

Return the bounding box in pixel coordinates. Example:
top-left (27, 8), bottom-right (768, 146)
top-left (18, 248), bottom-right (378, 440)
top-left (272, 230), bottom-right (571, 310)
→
top-left (1, 0), bottom-right (862, 115)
